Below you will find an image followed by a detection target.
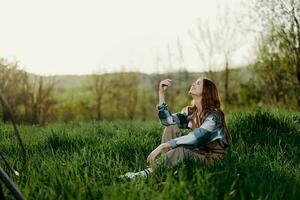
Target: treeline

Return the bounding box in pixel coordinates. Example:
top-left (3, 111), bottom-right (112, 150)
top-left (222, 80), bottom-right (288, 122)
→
top-left (1, 0), bottom-right (299, 124)
top-left (0, 57), bottom-right (297, 125)
top-left (0, 60), bottom-right (196, 124)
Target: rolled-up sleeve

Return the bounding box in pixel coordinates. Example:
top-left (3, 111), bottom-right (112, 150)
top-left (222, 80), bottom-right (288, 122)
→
top-left (157, 103), bottom-right (188, 128)
top-left (168, 115), bottom-right (219, 148)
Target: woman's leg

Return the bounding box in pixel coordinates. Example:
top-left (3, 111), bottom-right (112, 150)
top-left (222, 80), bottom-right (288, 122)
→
top-left (122, 125), bottom-right (184, 179)
top-left (161, 147), bottom-right (201, 167)
top-left (163, 147), bottom-right (224, 167)
top-left (159, 125), bottom-right (196, 167)
top-left (161, 124), bottom-right (181, 144)
top-left (160, 125), bottom-right (200, 167)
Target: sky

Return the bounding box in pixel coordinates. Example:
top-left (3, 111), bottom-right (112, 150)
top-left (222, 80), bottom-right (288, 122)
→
top-left (0, 0), bottom-right (255, 75)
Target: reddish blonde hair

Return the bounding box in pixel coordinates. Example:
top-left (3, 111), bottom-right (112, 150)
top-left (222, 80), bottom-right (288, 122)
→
top-left (188, 78), bottom-right (232, 145)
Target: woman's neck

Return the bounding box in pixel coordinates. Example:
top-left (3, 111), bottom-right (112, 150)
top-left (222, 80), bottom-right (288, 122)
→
top-left (192, 95), bottom-right (202, 112)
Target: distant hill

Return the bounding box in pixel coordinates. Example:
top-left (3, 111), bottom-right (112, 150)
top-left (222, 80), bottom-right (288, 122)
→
top-left (32, 67), bottom-right (250, 90)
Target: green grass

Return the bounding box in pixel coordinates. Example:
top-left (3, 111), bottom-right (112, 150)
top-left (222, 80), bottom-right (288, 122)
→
top-left (0, 108), bottom-right (299, 199)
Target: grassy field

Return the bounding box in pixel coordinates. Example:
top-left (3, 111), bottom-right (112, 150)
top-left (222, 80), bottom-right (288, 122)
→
top-left (0, 108), bottom-right (299, 200)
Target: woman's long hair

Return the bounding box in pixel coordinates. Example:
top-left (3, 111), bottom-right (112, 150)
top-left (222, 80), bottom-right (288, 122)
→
top-left (188, 78), bottom-right (232, 145)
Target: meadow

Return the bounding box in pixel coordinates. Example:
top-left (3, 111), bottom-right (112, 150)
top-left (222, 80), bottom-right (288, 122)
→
top-left (0, 108), bottom-right (299, 200)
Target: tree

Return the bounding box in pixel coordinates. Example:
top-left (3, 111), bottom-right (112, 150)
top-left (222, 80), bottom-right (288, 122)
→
top-left (189, 19), bottom-right (222, 81)
top-left (90, 73), bottom-right (109, 120)
top-left (189, 2), bottom-right (244, 102)
top-left (0, 58), bottom-right (57, 124)
top-left (0, 59), bottom-right (28, 122)
top-left (216, 3), bottom-right (243, 103)
top-left (25, 76), bottom-right (57, 124)
top-left (252, 0), bottom-right (300, 108)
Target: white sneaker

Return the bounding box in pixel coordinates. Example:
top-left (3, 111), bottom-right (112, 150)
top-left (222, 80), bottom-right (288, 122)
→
top-left (120, 168), bottom-right (154, 180)
top-left (120, 172), bottom-right (139, 179)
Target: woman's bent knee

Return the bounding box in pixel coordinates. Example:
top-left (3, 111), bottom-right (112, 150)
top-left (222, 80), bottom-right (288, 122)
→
top-left (161, 124), bottom-right (180, 143)
top-left (163, 124), bottom-right (180, 134)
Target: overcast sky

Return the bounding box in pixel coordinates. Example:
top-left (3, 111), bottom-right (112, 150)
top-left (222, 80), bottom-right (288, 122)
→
top-left (0, 0), bottom-right (255, 75)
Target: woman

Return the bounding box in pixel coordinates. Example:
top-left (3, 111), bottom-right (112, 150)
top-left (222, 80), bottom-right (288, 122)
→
top-left (122, 77), bottom-right (232, 179)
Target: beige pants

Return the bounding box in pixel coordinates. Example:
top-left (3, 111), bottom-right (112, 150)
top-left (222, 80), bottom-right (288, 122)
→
top-left (159, 124), bottom-right (224, 167)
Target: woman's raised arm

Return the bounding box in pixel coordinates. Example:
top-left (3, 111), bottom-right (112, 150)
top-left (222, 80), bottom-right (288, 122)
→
top-left (158, 79), bottom-right (172, 105)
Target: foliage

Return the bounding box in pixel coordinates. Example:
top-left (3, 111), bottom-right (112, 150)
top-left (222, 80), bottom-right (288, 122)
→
top-left (247, 0), bottom-right (300, 109)
top-left (0, 59), bottom-right (57, 124)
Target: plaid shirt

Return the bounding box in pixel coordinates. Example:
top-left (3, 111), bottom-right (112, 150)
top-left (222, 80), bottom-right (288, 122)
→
top-left (157, 102), bottom-right (229, 149)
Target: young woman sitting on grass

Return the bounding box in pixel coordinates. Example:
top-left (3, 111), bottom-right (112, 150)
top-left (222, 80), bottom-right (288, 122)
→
top-left (122, 77), bottom-right (232, 179)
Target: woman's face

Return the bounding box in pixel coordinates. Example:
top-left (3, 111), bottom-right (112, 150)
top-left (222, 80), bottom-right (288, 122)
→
top-left (189, 79), bottom-right (203, 96)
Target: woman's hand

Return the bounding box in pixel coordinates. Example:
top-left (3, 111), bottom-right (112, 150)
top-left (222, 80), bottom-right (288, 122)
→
top-left (147, 142), bottom-right (172, 165)
top-left (159, 79), bottom-right (172, 93)
top-left (158, 79), bottom-right (172, 105)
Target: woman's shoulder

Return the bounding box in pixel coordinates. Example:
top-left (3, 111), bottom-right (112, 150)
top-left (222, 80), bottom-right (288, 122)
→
top-left (206, 109), bottom-right (224, 124)
top-left (180, 105), bottom-right (197, 116)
